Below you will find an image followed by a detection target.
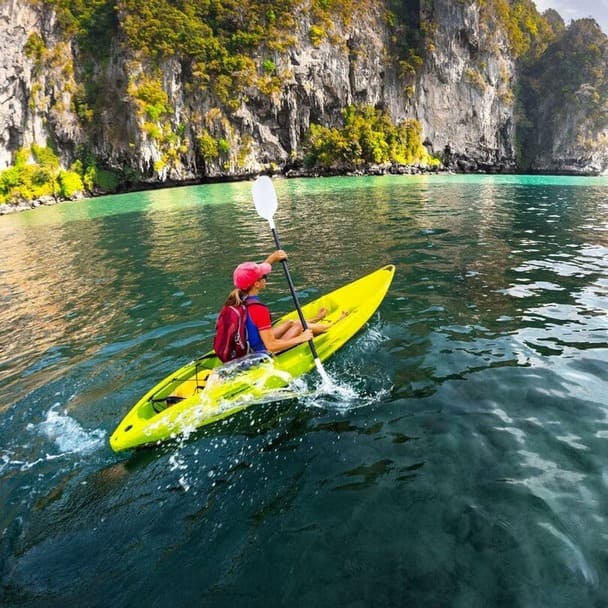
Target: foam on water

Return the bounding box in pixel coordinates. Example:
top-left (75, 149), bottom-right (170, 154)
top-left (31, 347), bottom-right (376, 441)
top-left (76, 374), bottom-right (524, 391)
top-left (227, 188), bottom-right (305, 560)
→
top-left (303, 342), bottom-right (394, 413)
top-left (28, 404), bottom-right (106, 457)
top-left (1, 406), bottom-right (106, 475)
top-left (302, 374), bottom-right (392, 414)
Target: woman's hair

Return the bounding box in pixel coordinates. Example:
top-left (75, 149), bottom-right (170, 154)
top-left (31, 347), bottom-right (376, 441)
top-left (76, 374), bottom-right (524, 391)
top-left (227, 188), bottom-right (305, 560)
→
top-left (224, 288), bottom-right (247, 306)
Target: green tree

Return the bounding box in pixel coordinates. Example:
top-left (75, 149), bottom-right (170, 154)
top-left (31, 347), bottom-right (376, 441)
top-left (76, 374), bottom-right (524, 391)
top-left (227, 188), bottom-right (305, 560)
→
top-left (304, 104), bottom-right (437, 170)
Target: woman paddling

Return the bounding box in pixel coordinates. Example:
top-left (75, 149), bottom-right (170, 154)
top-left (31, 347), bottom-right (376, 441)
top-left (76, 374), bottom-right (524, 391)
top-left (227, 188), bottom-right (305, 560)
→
top-left (218, 250), bottom-right (330, 360)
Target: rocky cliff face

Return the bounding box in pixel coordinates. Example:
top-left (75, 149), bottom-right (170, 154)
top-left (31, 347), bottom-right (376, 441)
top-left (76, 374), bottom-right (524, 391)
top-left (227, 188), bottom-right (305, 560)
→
top-left (1, 0), bottom-right (608, 187)
top-left (412, 0), bottom-right (516, 171)
top-left (1, 0), bottom-right (45, 169)
top-left (518, 18), bottom-right (608, 175)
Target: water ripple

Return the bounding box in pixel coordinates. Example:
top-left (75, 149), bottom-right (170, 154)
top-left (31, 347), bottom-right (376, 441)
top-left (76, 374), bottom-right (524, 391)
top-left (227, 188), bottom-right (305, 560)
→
top-left (1, 176), bottom-right (608, 607)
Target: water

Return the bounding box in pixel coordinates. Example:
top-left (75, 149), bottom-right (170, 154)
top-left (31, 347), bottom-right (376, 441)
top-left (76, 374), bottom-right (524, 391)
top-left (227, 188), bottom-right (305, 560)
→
top-left (0, 175), bottom-right (607, 607)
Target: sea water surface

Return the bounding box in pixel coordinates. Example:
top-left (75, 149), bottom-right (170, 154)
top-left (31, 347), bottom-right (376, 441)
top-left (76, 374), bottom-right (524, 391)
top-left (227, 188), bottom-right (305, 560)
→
top-left (0, 174), bottom-right (607, 607)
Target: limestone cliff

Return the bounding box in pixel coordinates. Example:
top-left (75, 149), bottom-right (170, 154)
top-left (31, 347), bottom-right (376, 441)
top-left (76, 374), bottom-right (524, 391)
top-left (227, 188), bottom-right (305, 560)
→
top-left (1, 0), bottom-right (608, 197)
top-left (518, 18), bottom-right (608, 175)
top-left (412, 0), bottom-right (516, 172)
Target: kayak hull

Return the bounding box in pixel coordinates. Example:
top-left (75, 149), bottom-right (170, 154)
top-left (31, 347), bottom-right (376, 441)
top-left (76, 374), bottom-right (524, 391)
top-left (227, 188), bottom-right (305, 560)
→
top-left (109, 264), bottom-right (395, 452)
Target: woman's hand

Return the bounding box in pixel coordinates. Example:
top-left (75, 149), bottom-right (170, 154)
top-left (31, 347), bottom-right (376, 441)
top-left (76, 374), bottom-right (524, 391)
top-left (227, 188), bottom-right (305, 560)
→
top-left (264, 249), bottom-right (288, 265)
top-left (299, 328), bottom-right (314, 343)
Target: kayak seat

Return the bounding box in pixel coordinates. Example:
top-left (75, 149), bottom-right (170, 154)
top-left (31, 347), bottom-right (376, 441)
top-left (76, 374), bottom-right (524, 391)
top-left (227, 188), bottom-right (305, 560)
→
top-left (167, 368), bottom-right (211, 401)
top-left (166, 395), bottom-right (185, 405)
top-left (151, 394), bottom-right (186, 413)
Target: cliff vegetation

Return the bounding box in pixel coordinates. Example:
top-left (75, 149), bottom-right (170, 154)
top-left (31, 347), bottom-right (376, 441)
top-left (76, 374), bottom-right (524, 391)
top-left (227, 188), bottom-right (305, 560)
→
top-left (1, 0), bottom-right (608, 210)
top-left (304, 105), bottom-right (439, 170)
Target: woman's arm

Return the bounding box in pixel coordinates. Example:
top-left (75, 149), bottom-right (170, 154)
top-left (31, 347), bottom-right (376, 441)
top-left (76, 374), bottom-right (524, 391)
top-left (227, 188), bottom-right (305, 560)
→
top-left (259, 327), bottom-right (313, 354)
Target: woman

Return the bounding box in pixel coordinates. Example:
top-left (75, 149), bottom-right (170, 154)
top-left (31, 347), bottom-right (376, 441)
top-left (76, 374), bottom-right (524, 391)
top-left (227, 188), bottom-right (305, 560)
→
top-left (225, 249), bottom-right (330, 356)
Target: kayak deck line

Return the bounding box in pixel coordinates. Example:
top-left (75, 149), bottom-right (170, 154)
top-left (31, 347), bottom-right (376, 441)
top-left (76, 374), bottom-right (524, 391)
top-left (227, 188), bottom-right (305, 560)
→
top-left (109, 265), bottom-right (395, 452)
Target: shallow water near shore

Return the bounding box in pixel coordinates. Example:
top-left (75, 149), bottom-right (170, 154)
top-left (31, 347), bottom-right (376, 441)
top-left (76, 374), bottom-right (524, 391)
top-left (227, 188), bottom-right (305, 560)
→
top-left (1, 174), bottom-right (607, 607)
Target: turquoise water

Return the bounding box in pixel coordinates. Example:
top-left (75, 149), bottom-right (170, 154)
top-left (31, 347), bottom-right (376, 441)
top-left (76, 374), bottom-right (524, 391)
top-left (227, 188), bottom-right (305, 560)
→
top-left (1, 174), bottom-right (607, 606)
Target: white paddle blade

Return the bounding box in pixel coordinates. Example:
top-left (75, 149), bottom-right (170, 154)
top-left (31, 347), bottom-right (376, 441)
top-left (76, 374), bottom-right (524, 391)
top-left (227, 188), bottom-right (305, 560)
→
top-left (252, 176), bottom-right (278, 222)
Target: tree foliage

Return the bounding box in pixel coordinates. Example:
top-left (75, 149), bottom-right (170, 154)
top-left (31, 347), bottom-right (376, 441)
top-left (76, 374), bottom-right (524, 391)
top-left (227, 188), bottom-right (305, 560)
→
top-left (42, 0), bottom-right (118, 55)
top-left (0, 146), bottom-right (127, 204)
top-left (304, 104), bottom-right (438, 170)
top-left (0, 145), bottom-right (78, 203)
top-left (116, 0), bottom-right (301, 105)
top-left (489, 0), bottom-right (555, 59)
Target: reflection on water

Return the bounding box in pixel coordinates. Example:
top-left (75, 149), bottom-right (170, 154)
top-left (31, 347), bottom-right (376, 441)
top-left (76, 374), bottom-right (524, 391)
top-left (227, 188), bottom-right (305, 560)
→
top-left (1, 175), bottom-right (608, 607)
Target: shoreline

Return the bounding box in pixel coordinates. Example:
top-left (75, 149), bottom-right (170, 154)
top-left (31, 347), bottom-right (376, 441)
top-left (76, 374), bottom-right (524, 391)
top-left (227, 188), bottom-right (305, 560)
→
top-left (0, 163), bottom-right (603, 216)
top-left (0, 164), bottom-right (444, 215)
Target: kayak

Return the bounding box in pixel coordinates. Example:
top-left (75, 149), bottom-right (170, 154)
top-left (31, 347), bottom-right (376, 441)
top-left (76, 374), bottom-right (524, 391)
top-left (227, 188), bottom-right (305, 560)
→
top-left (109, 264), bottom-right (395, 452)
top-left (109, 265), bottom-right (394, 452)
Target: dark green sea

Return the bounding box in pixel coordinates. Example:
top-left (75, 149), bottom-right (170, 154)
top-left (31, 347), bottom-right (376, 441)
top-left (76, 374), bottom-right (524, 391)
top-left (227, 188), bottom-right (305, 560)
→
top-left (1, 174), bottom-right (607, 607)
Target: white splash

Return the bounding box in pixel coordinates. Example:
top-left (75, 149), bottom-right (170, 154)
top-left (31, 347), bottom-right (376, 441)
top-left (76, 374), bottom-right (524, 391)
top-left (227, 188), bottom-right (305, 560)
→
top-left (30, 404), bottom-right (106, 456)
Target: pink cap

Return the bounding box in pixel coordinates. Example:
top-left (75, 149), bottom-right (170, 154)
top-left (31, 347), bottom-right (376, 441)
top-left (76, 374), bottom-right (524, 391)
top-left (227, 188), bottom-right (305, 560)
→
top-left (233, 261), bottom-right (272, 290)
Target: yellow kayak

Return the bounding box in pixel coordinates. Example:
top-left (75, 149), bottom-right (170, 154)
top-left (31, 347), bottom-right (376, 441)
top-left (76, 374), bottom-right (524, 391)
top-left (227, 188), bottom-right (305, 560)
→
top-left (109, 264), bottom-right (395, 452)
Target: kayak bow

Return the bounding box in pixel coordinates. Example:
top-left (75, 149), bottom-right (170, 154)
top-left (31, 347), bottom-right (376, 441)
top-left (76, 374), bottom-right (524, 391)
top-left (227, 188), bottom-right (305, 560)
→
top-left (109, 264), bottom-right (395, 452)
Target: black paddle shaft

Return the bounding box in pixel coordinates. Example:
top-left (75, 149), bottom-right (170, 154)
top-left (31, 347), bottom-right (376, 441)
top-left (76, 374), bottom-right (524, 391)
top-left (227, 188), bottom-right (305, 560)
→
top-left (270, 226), bottom-right (321, 360)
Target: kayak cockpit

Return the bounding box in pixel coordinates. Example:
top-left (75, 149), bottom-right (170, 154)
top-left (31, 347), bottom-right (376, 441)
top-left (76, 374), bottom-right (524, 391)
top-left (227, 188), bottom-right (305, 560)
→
top-left (146, 354), bottom-right (219, 413)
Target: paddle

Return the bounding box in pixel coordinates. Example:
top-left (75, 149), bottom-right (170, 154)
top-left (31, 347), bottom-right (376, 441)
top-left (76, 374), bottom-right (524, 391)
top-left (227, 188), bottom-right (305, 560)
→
top-left (251, 175), bottom-right (332, 384)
